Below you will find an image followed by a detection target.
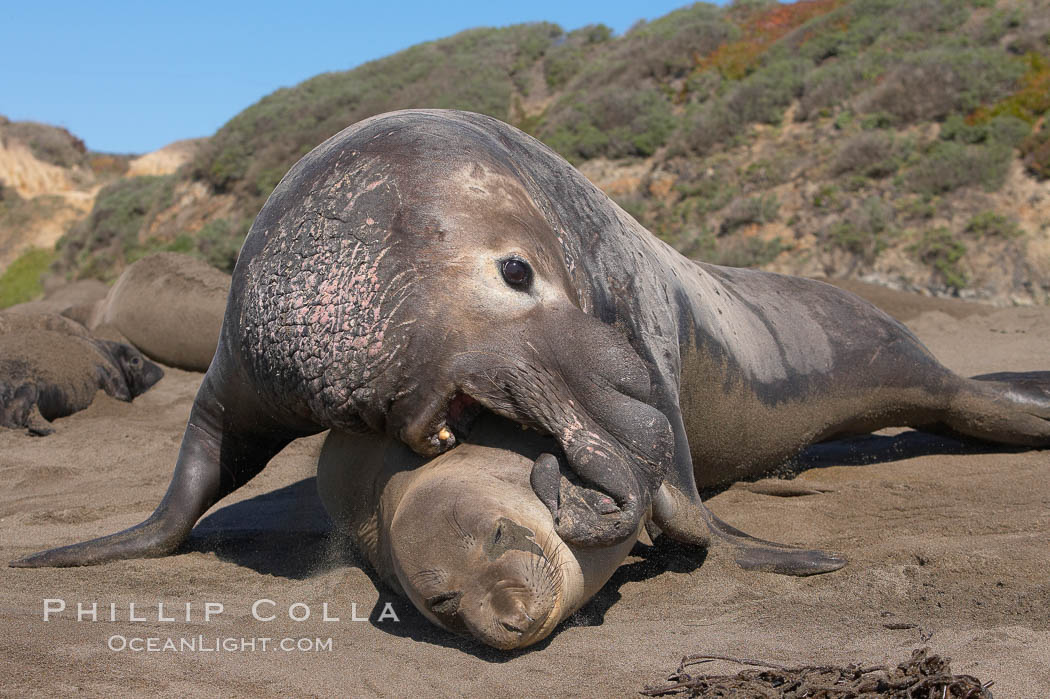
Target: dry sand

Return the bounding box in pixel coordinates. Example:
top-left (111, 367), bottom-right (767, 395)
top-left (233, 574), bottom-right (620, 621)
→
top-left (1, 282), bottom-right (1048, 697)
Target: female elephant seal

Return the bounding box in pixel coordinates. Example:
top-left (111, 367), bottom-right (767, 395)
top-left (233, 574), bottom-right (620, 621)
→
top-left (0, 313), bottom-right (164, 435)
top-left (84, 252), bottom-right (231, 372)
top-left (14, 109), bottom-right (1050, 571)
top-left (317, 414), bottom-right (642, 650)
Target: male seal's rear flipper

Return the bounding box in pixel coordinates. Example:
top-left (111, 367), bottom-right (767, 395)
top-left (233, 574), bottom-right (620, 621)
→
top-left (651, 483), bottom-right (847, 577)
top-left (10, 371), bottom-right (305, 567)
top-left (972, 371), bottom-right (1050, 415)
top-left (937, 371), bottom-right (1050, 447)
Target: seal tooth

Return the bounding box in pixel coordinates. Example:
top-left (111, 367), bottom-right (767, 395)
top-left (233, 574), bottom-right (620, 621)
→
top-left (438, 427), bottom-right (452, 441)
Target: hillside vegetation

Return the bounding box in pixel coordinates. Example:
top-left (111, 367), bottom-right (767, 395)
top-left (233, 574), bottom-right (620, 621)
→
top-left (6, 0), bottom-right (1050, 305)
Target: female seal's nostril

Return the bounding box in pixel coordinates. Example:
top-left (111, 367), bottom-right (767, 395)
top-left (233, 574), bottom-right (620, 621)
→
top-left (498, 599), bottom-right (541, 637)
top-left (500, 619), bottom-right (526, 635)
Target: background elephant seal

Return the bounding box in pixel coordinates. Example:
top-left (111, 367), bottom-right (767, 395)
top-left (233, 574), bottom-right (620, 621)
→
top-left (318, 414), bottom-right (642, 650)
top-left (84, 252), bottom-right (231, 371)
top-left (0, 312), bottom-right (164, 435)
top-left (4, 279), bottom-right (109, 320)
top-left (14, 109), bottom-right (1050, 572)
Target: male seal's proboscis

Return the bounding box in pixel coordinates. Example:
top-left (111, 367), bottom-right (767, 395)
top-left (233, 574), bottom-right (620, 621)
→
top-left (13, 110), bottom-right (1050, 573)
top-left (318, 414), bottom-right (640, 650)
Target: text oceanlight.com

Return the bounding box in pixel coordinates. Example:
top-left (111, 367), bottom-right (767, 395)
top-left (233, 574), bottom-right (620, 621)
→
top-left (107, 636), bottom-right (333, 652)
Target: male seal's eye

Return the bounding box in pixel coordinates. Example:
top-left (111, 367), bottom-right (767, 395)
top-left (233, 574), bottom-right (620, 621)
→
top-left (500, 258), bottom-right (531, 288)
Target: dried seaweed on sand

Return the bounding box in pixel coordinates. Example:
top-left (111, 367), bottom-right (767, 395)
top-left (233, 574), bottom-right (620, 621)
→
top-left (642, 647), bottom-right (993, 698)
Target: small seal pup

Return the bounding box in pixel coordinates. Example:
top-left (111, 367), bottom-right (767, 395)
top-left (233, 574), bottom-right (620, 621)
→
top-left (0, 313), bottom-right (164, 435)
top-left (317, 414), bottom-right (644, 650)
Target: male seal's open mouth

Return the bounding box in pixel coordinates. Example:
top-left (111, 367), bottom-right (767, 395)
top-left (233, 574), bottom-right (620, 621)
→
top-left (400, 386), bottom-right (640, 533)
top-left (402, 390), bottom-right (486, 455)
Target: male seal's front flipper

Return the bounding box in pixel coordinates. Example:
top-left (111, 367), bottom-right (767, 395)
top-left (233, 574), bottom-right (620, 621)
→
top-left (10, 371), bottom-right (301, 567)
top-left (530, 451), bottom-right (629, 532)
top-left (652, 483), bottom-right (846, 576)
top-left (529, 453), bottom-right (562, 520)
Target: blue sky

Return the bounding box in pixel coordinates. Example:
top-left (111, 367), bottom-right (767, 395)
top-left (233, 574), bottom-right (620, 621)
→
top-left (1, 1), bottom-right (726, 155)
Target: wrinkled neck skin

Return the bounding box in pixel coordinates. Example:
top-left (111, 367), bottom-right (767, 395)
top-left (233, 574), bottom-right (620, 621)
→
top-left (317, 418), bottom-right (640, 650)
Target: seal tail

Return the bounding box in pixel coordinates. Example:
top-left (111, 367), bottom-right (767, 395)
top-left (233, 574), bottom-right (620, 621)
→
top-left (651, 483), bottom-right (847, 576)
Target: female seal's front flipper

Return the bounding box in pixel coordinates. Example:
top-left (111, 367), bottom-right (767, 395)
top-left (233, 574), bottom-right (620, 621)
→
top-left (10, 371), bottom-right (304, 568)
top-left (651, 483), bottom-right (847, 576)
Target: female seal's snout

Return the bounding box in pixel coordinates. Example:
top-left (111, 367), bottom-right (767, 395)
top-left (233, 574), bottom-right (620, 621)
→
top-left (492, 592), bottom-right (542, 637)
top-left (481, 575), bottom-right (556, 650)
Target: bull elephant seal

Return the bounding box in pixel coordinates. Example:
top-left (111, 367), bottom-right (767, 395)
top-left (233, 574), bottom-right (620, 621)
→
top-left (14, 109), bottom-right (1050, 570)
top-left (318, 415), bottom-right (642, 650)
top-left (0, 313), bottom-right (164, 435)
top-left (84, 252), bottom-right (231, 371)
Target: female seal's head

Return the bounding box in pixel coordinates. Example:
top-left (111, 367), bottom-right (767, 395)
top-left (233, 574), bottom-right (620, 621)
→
top-left (390, 470), bottom-right (569, 650)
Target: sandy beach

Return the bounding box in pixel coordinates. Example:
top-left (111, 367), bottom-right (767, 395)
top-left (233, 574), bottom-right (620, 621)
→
top-left (1, 282), bottom-right (1048, 697)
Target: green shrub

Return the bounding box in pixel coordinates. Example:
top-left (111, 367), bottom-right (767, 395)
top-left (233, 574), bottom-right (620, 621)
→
top-left (977, 8), bottom-right (1023, 45)
top-left (675, 168), bottom-right (741, 217)
top-left (860, 112), bottom-right (895, 130)
top-left (911, 227), bottom-right (968, 289)
top-left (965, 210), bottom-right (1024, 238)
top-left (793, 5), bottom-right (893, 62)
top-left (824, 197), bottom-right (895, 261)
top-left (543, 87), bottom-right (674, 161)
top-left (540, 5), bottom-right (734, 159)
top-left (543, 48), bottom-right (582, 91)
top-left (742, 156), bottom-right (793, 188)
top-left (676, 51), bottom-right (811, 156)
top-left (813, 185), bottom-right (845, 211)
top-left (719, 194), bottom-right (780, 234)
top-left (542, 25), bottom-right (612, 90)
top-left (798, 62), bottom-right (866, 120)
top-left (676, 99), bottom-right (747, 156)
top-left (897, 195), bottom-right (937, 220)
top-left (56, 175), bottom-right (176, 280)
top-left (894, 0), bottom-right (970, 35)
top-left (194, 218), bottom-right (245, 272)
top-left (831, 132), bottom-right (898, 178)
top-left (725, 58), bottom-right (810, 125)
top-left (621, 4), bottom-right (735, 80)
top-left (858, 47), bottom-right (1025, 123)
top-left (0, 247), bottom-right (57, 308)
top-left (906, 141), bottom-right (1012, 194)
top-left (705, 235), bottom-right (787, 268)
top-left (940, 113), bottom-right (1031, 146)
